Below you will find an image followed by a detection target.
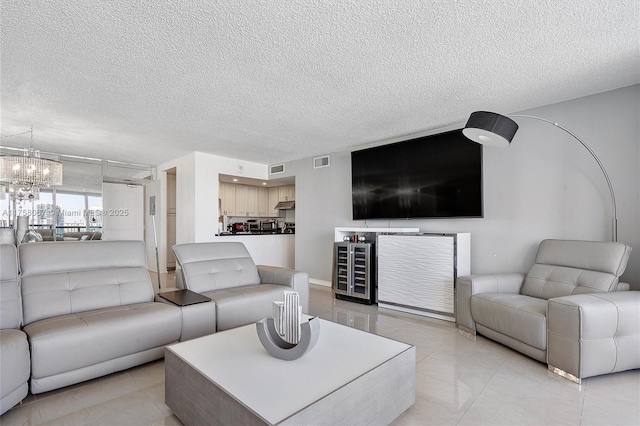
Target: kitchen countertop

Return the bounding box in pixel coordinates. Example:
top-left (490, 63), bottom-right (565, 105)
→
top-left (216, 231), bottom-right (294, 236)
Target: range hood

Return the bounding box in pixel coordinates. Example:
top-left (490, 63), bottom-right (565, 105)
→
top-left (274, 201), bottom-right (295, 210)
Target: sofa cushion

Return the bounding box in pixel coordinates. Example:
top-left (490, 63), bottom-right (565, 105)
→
top-left (24, 302), bottom-right (181, 379)
top-left (19, 241), bottom-right (155, 325)
top-left (173, 242), bottom-right (261, 293)
top-left (471, 293), bottom-right (548, 350)
top-left (521, 240), bottom-right (632, 300)
top-left (203, 284), bottom-right (292, 331)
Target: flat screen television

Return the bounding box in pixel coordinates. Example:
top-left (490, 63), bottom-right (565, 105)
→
top-left (351, 129), bottom-right (483, 220)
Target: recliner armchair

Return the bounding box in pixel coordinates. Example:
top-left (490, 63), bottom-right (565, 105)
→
top-left (173, 242), bottom-right (309, 332)
top-left (457, 239), bottom-right (638, 382)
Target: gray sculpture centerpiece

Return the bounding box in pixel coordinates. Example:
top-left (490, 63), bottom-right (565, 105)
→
top-left (256, 291), bottom-right (320, 360)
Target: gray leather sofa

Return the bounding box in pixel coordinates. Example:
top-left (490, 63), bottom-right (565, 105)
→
top-left (0, 244), bottom-right (30, 415)
top-left (18, 240), bottom-right (183, 394)
top-left (457, 239), bottom-right (638, 382)
top-left (173, 242), bottom-right (309, 332)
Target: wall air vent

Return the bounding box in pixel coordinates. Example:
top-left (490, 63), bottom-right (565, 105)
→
top-left (313, 155), bottom-right (330, 169)
top-left (270, 164), bottom-right (285, 174)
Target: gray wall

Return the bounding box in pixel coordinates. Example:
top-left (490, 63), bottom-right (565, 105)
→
top-left (283, 85), bottom-right (640, 289)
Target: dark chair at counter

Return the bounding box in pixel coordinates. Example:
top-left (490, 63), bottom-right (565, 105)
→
top-left (172, 241), bottom-right (309, 332)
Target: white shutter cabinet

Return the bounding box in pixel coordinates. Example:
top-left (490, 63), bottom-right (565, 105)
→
top-left (377, 233), bottom-right (470, 322)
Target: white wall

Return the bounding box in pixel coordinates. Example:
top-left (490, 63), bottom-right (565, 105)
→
top-left (285, 85), bottom-right (640, 289)
top-left (153, 151), bottom-right (269, 271)
top-left (192, 152), bottom-right (268, 242)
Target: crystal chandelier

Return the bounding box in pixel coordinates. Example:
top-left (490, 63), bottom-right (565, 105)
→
top-left (9, 184), bottom-right (40, 201)
top-left (0, 127), bottom-right (63, 190)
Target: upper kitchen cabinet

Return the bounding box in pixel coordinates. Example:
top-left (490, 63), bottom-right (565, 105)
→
top-left (233, 185), bottom-right (259, 217)
top-left (246, 186), bottom-right (259, 216)
top-left (219, 177), bottom-right (295, 218)
top-left (278, 185), bottom-right (295, 202)
top-left (258, 187), bottom-right (269, 217)
top-left (268, 187), bottom-right (279, 217)
top-left (235, 185), bottom-right (248, 216)
top-left (220, 183), bottom-right (237, 216)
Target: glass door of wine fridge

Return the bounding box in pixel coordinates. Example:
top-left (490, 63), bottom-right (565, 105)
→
top-left (332, 242), bottom-right (375, 304)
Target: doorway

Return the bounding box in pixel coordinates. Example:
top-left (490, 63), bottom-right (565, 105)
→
top-left (102, 182), bottom-right (144, 240)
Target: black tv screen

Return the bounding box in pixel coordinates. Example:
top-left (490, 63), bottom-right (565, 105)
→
top-left (351, 129), bottom-right (483, 220)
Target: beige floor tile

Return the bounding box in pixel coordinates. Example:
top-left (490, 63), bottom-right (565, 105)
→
top-left (127, 360), bottom-right (166, 389)
top-left (40, 390), bottom-right (165, 426)
top-left (416, 348), bottom-right (506, 392)
top-left (0, 400), bottom-right (43, 426)
top-left (35, 373), bottom-right (141, 422)
top-left (458, 392), bottom-right (583, 426)
top-left (152, 414), bottom-right (183, 426)
top-left (140, 382), bottom-right (172, 416)
top-left (580, 391), bottom-right (640, 425)
top-left (393, 373), bottom-right (479, 426)
top-left (2, 283), bottom-right (637, 426)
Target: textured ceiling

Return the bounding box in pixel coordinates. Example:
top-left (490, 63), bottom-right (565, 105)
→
top-left (1, 0), bottom-right (638, 166)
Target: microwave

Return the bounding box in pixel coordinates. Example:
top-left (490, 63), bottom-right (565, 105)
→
top-left (261, 221), bottom-right (277, 231)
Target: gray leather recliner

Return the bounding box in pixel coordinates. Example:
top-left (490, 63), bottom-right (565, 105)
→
top-left (19, 240), bottom-right (183, 394)
top-left (457, 239), bottom-right (637, 382)
top-left (0, 244), bottom-right (30, 415)
top-left (173, 242), bottom-right (309, 332)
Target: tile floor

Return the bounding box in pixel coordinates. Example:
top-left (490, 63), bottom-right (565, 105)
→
top-left (2, 284), bottom-right (638, 425)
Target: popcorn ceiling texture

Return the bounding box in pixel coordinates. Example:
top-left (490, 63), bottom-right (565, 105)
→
top-left (1, 0), bottom-right (638, 165)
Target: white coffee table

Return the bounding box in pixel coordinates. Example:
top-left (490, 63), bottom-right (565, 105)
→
top-left (165, 318), bottom-right (415, 425)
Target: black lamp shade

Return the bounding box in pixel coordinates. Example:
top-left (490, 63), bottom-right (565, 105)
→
top-left (462, 111), bottom-right (519, 148)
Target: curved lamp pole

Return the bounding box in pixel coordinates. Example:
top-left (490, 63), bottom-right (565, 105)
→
top-left (462, 111), bottom-right (618, 242)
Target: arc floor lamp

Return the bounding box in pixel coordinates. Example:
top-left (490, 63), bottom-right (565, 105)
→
top-left (462, 111), bottom-right (618, 242)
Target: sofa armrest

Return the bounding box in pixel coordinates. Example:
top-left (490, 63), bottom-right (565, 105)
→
top-left (156, 288), bottom-right (216, 341)
top-left (257, 265), bottom-right (310, 313)
top-left (456, 273), bottom-right (525, 333)
top-left (547, 291), bottom-right (640, 383)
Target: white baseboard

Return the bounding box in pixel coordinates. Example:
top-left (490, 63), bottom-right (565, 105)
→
top-left (310, 278), bottom-right (332, 288)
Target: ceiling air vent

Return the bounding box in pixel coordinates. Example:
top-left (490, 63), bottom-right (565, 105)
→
top-left (270, 164), bottom-right (285, 174)
top-left (313, 155), bottom-right (330, 169)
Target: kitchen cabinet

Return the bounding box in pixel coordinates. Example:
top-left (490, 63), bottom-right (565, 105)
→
top-left (258, 187), bottom-right (269, 217)
top-left (278, 185), bottom-right (295, 201)
top-left (268, 187), bottom-right (279, 216)
top-left (234, 185), bottom-right (259, 217)
top-left (235, 185), bottom-right (248, 216)
top-left (220, 183), bottom-right (294, 218)
top-left (246, 186), bottom-right (258, 216)
top-left (220, 183), bottom-right (236, 216)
